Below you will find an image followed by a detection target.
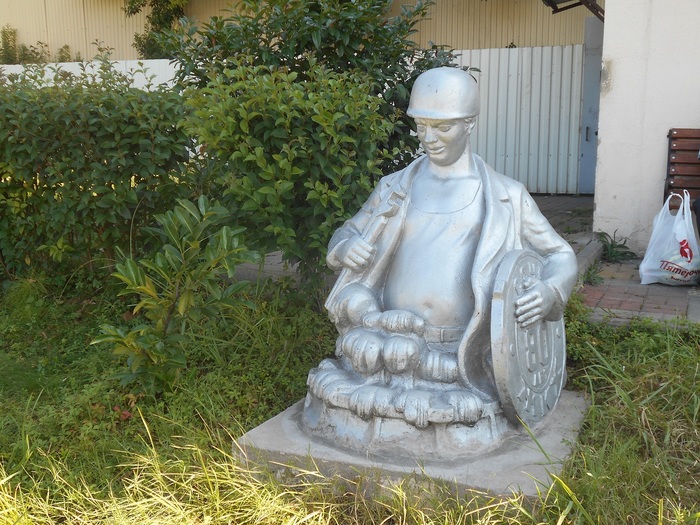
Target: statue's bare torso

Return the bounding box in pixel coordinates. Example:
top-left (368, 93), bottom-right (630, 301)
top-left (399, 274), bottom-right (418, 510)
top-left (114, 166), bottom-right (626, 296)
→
top-left (384, 167), bottom-right (483, 327)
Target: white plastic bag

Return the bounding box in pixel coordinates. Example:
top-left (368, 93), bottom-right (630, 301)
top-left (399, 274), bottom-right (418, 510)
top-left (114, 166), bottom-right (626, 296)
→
top-left (640, 190), bottom-right (700, 285)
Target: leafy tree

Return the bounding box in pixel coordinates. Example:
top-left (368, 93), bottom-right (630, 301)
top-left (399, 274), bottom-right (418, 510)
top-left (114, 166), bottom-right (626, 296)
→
top-left (123, 0), bottom-right (187, 30)
top-left (123, 0), bottom-right (188, 58)
top-left (161, 0), bottom-right (460, 171)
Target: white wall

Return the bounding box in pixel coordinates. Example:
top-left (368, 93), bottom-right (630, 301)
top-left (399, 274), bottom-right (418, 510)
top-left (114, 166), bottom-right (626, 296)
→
top-left (593, 0), bottom-right (700, 253)
top-left (1, 60), bottom-right (176, 90)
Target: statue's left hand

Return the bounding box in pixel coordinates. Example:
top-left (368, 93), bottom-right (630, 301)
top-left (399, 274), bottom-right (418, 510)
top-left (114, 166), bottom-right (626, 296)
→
top-left (514, 278), bottom-right (557, 328)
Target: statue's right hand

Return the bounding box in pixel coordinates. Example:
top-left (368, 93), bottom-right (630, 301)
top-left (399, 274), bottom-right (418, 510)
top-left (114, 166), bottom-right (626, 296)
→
top-left (338, 235), bottom-right (376, 271)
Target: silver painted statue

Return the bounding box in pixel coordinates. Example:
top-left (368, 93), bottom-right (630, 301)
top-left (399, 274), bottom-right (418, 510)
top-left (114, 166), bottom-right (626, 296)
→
top-left (302, 67), bottom-right (578, 458)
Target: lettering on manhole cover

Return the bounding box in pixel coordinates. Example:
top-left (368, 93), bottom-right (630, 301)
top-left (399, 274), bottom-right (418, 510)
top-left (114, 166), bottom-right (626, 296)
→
top-left (491, 250), bottom-right (566, 427)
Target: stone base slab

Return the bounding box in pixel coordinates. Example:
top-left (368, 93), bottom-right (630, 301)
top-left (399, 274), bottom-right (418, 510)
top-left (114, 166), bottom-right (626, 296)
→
top-left (236, 390), bottom-right (588, 497)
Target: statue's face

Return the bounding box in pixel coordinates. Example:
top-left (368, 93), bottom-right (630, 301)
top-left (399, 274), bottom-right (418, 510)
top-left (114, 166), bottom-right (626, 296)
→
top-left (415, 118), bottom-right (472, 167)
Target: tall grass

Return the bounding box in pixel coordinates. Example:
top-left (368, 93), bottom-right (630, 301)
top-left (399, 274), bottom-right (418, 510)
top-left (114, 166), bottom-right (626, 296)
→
top-left (1, 286), bottom-right (699, 524)
top-left (0, 436), bottom-right (568, 524)
top-left (563, 319), bottom-right (700, 524)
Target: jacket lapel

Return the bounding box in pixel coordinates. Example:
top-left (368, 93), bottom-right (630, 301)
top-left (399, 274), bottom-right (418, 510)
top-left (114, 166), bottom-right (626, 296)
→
top-left (459, 156), bottom-right (513, 398)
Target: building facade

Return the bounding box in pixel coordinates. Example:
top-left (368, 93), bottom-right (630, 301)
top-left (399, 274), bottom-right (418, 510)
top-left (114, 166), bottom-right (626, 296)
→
top-left (1, 0), bottom-right (596, 61)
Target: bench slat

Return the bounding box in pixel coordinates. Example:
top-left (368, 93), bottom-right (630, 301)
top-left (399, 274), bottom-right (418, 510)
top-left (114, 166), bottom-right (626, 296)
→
top-left (670, 165), bottom-right (700, 176)
top-left (671, 139), bottom-right (700, 151)
top-left (669, 128), bottom-right (700, 139)
top-left (669, 152), bottom-right (700, 164)
top-left (668, 178), bottom-right (700, 189)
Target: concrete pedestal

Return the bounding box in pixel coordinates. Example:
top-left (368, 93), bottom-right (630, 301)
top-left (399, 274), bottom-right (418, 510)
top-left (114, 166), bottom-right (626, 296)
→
top-left (236, 390), bottom-right (588, 497)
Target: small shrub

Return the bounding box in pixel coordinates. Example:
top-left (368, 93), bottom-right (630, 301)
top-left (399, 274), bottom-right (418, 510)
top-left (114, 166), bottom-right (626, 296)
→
top-left (133, 30), bottom-right (171, 59)
top-left (55, 45), bottom-right (72, 63)
top-left (18, 41), bottom-right (50, 64)
top-left (93, 197), bottom-right (259, 396)
top-left (0, 25), bottom-right (18, 64)
top-left (1, 25), bottom-right (77, 65)
top-left (597, 230), bottom-right (637, 262)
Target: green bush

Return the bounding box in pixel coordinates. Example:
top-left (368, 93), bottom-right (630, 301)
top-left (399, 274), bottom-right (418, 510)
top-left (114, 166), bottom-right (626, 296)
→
top-left (184, 61), bottom-right (396, 285)
top-left (0, 58), bottom-right (194, 279)
top-left (159, 0), bottom-right (464, 287)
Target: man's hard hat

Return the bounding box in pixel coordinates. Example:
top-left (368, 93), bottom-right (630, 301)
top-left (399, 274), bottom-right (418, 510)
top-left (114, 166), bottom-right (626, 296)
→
top-left (407, 67), bottom-right (480, 120)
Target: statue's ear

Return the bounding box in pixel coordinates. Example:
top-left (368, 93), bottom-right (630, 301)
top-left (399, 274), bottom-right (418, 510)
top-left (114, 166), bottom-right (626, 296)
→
top-left (466, 117), bottom-right (477, 134)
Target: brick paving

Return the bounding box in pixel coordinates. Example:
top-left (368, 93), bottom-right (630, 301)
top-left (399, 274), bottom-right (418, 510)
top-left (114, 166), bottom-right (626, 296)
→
top-left (532, 195), bottom-right (699, 324)
top-left (579, 259), bottom-right (697, 324)
top-left (584, 268), bottom-right (683, 314)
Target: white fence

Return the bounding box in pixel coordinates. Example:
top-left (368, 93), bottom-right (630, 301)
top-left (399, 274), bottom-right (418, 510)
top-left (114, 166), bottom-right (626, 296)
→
top-left (3, 47), bottom-right (585, 194)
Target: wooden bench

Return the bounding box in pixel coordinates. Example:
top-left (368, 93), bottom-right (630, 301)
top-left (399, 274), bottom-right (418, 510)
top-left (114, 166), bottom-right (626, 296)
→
top-left (665, 128), bottom-right (700, 206)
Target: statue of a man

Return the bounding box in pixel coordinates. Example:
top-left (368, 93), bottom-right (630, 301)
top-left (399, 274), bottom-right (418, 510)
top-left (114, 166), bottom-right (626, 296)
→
top-left (303, 67), bottom-right (578, 457)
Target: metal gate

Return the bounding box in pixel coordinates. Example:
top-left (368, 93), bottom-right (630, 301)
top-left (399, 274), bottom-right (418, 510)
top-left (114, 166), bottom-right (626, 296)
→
top-left (456, 46), bottom-right (584, 194)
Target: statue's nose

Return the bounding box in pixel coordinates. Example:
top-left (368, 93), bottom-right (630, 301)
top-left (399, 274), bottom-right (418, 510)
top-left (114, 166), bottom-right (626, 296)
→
top-left (422, 128), bottom-right (438, 143)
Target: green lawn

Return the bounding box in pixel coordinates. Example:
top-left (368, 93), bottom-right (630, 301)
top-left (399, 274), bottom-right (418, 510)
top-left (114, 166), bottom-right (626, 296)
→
top-left (1, 281), bottom-right (699, 524)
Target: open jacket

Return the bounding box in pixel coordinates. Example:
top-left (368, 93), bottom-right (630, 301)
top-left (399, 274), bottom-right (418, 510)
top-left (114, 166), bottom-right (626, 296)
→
top-left (325, 154), bottom-right (577, 400)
